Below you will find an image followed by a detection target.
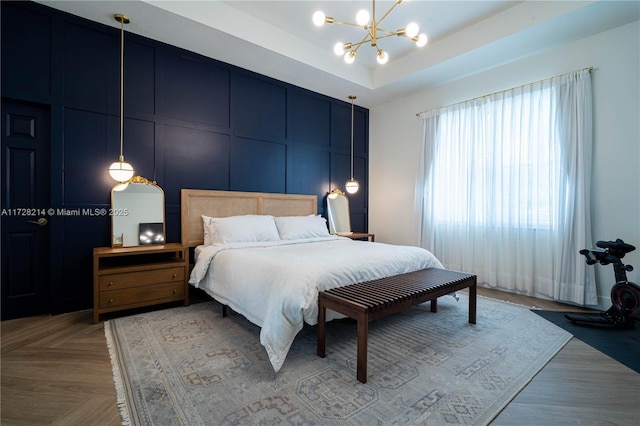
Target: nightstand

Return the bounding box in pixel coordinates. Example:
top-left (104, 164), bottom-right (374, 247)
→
top-left (93, 243), bottom-right (188, 323)
top-left (345, 232), bottom-right (375, 242)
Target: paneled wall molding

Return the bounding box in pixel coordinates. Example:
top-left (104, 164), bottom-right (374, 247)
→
top-left (1, 1), bottom-right (369, 315)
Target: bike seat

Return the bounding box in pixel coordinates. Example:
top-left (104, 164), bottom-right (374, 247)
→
top-left (596, 239), bottom-right (636, 257)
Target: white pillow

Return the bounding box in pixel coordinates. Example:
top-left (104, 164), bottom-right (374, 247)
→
top-left (202, 215), bottom-right (216, 245)
top-left (202, 215), bottom-right (280, 245)
top-left (274, 215), bottom-right (329, 240)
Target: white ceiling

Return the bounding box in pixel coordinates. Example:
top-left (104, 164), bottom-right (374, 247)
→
top-left (36, 0), bottom-right (639, 108)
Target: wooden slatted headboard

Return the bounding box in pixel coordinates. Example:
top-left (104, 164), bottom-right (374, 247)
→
top-left (180, 189), bottom-right (318, 248)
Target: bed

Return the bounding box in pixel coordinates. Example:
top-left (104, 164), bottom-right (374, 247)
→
top-left (181, 189), bottom-right (444, 372)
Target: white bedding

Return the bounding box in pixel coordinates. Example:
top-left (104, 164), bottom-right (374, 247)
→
top-left (189, 236), bottom-right (444, 372)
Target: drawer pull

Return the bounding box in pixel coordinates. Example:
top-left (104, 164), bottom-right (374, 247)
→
top-left (172, 273), bottom-right (177, 279)
top-left (109, 298), bottom-right (114, 303)
top-left (108, 281), bottom-right (114, 286)
top-left (172, 289), bottom-right (177, 295)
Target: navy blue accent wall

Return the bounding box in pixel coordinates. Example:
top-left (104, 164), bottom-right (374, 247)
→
top-left (1, 2), bottom-right (369, 314)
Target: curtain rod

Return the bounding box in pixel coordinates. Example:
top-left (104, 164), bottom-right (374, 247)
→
top-left (415, 66), bottom-right (593, 117)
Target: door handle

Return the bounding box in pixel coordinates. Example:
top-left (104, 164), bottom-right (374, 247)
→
top-left (28, 217), bottom-right (48, 226)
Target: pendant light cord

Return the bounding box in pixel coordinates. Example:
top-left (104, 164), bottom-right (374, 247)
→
top-left (108, 14), bottom-right (134, 182)
top-left (116, 16), bottom-right (129, 162)
top-left (349, 95), bottom-right (356, 179)
top-left (119, 17), bottom-right (125, 161)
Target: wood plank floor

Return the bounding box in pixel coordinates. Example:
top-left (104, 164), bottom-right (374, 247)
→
top-left (1, 287), bottom-right (638, 425)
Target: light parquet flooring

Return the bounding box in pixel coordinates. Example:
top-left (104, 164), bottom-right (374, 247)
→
top-left (1, 310), bottom-right (120, 425)
top-left (1, 287), bottom-right (638, 425)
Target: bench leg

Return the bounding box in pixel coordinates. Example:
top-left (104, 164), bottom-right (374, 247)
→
top-left (317, 304), bottom-right (326, 358)
top-left (430, 297), bottom-right (438, 313)
top-left (356, 315), bottom-right (368, 383)
top-left (469, 282), bottom-right (477, 324)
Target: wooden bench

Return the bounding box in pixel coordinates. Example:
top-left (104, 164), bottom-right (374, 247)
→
top-left (317, 268), bottom-right (477, 383)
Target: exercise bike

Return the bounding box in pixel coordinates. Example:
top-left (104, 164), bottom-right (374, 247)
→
top-left (565, 239), bottom-right (640, 328)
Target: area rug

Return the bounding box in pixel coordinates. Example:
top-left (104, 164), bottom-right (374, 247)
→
top-left (532, 310), bottom-right (640, 373)
top-left (105, 294), bottom-right (571, 426)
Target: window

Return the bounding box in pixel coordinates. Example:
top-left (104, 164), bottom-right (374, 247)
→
top-left (416, 69), bottom-right (596, 305)
top-left (432, 87), bottom-right (558, 229)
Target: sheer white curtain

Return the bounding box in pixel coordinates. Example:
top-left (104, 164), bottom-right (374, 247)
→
top-left (416, 69), bottom-right (596, 305)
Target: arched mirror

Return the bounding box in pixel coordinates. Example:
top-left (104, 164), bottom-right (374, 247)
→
top-left (326, 189), bottom-right (352, 235)
top-left (111, 176), bottom-right (165, 247)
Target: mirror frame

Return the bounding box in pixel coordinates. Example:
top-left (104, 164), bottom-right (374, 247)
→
top-left (326, 188), bottom-right (352, 235)
top-left (111, 175), bottom-right (165, 247)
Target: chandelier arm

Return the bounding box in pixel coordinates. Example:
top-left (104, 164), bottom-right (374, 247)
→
top-left (376, 27), bottom-right (403, 36)
top-left (367, 26), bottom-right (376, 45)
top-left (376, 0), bottom-right (403, 27)
top-left (332, 19), bottom-right (366, 28)
top-left (348, 32), bottom-right (373, 51)
top-left (374, 32), bottom-right (402, 41)
top-left (350, 41), bottom-right (366, 53)
top-left (372, 0), bottom-right (376, 24)
top-left (351, 44), bottom-right (364, 54)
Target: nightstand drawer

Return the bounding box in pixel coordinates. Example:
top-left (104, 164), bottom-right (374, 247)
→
top-left (99, 281), bottom-right (185, 309)
top-left (99, 266), bottom-right (184, 291)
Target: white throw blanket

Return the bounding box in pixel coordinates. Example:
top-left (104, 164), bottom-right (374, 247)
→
top-left (189, 236), bottom-right (444, 372)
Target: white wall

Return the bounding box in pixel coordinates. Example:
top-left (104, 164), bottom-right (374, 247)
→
top-left (369, 21), bottom-right (640, 309)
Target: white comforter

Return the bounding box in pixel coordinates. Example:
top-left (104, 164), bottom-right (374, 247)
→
top-left (189, 236), bottom-right (444, 372)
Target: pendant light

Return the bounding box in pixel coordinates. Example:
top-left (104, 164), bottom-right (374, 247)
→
top-left (345, 95), bottom-right (359, 194)
top-left (108, 14), bottom-right (135, 182)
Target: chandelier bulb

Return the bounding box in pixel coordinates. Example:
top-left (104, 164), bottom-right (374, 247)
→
top-left (405, 22), bottom-right (419, 38)
top-left (344, 51), bottom-right (356, 64)
top-left (356, 9), bottom-right (370, 26)
top-left (377, 50), bottom-right (389, 65)
top-left (416, 33), bottom-right (428, 47)
top-left (313, 11), bottom-right (326, 26)
top-left (334, 42), bottom-right (345, 56)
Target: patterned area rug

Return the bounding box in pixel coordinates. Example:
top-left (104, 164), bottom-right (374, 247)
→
top-left (105, 294), bottom-right (571, 425)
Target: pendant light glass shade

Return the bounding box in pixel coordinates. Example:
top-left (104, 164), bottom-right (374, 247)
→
top-left (109, 156), bottom-right (134, 182)
top-left (109, 14), bottom-right (134, 182)
top-left (345, 178), bottom-right (359, 194)
top-left (345, 95), bottom-right (359, 194)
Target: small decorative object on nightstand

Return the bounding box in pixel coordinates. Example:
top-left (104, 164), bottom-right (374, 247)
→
top-left (93, 243), bottom-right (188, 323)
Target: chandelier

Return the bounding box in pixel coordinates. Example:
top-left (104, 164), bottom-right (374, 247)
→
top-left (313, 0), bottom-right (427, 65)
